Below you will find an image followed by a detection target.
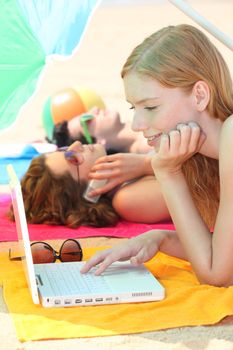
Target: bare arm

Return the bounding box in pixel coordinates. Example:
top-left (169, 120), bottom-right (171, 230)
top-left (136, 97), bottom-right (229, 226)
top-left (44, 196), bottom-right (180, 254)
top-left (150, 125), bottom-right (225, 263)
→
top-left (81, 229), bottom-right (187, 275)
top-left (152, 120), bottom-right (233, 286)
top-left (156, 171), bottom-right (213, 282)
top-left (87, 152), bottom-right (154, 196)
top-left (112, 176), bottom-right (170, 223)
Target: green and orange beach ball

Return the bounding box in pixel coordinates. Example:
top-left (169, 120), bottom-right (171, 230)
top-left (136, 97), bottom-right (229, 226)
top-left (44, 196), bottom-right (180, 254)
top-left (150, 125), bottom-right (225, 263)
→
top-left (42, 87), bottom-right (105, 140)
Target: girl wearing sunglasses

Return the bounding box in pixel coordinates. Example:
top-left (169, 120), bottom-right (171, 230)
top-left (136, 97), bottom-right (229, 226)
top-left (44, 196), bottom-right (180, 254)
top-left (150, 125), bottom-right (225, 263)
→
top-left (9, 141), bottom-right (118, 228)
top-left (9, 140), bottom-right (170, 228)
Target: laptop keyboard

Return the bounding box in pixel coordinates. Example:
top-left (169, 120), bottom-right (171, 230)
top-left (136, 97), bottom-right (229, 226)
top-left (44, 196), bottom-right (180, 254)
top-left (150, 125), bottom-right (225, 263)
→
top-left (37, 263), bottom-right (112, 295)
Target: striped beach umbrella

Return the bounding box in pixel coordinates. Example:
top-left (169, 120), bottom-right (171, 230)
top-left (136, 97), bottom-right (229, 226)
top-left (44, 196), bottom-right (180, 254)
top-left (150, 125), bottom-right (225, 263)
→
top-left (0, 0), bottom-right (101, 131)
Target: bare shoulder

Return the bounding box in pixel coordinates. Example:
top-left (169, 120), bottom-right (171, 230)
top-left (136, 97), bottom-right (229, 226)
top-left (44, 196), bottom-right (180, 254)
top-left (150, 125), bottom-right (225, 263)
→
top-left (221, 114), bottom-right (233, 132)
top-left (220, 115), bottom-right (233, 147)
top-left (219, 115), bottom-right (233, 171)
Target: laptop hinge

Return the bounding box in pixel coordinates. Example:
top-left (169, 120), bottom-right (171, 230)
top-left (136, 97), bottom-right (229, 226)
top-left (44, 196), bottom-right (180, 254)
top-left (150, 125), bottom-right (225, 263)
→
top-left (36, 274), bottom-right (44, 286)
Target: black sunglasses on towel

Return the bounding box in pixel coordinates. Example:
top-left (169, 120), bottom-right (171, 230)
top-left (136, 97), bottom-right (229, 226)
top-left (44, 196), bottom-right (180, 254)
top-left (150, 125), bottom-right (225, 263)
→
top-left (9, 239), bottom-right (83, 264)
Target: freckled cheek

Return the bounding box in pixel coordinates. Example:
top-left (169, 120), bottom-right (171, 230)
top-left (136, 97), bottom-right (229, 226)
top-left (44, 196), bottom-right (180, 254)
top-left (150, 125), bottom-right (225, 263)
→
top-left (157, 108), bottom-right (180, 131)
top-left (148, 112), bottom-right (168, 131)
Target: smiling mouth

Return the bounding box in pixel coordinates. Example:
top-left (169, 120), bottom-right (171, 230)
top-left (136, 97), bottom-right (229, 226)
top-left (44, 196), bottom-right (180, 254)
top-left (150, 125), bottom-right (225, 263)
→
top-left (147, 133), bottom-right (162, 142)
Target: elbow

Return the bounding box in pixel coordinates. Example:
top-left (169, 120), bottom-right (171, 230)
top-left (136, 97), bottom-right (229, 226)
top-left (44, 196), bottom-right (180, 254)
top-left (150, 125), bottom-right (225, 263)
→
top-left (198, 272), bottom-right (233, 288)
top-left (112, 191), bottom-right (137, 222)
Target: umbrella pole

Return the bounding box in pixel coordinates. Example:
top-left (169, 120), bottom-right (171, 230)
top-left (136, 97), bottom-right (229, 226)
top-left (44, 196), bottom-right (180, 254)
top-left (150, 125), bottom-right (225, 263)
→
top-left (168, 0), bottom-right (233, 51)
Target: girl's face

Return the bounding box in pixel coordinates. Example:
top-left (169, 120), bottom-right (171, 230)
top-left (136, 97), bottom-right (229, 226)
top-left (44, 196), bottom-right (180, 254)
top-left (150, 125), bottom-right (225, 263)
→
top-left (45, 141), bottom-right (106, 181)
top-left (123, 72), bottom-right (197, 150)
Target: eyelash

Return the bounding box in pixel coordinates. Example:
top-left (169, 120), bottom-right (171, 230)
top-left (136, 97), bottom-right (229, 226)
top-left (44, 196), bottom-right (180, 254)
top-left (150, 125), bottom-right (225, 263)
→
top-left (129, 106), bottom-right (157, 111)
top-left (144, 106), bottom-right (157, 111)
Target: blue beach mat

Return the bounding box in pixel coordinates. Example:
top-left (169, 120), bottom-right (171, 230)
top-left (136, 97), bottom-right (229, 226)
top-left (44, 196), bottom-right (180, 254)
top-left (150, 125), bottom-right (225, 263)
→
top-left (0, 143), bottom-right (56, 184)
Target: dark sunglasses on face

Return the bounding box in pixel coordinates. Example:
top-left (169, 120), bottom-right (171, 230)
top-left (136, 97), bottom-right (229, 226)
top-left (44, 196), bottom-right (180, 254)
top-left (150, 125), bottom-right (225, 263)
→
top-left (57, 147), bottom-right (81, 186)
top-left (80, 113), bottom-right (94, 144)
top-left (9, 239), bottom-right (83, 264)
top-left (57, 147), bottom-right (81, 166)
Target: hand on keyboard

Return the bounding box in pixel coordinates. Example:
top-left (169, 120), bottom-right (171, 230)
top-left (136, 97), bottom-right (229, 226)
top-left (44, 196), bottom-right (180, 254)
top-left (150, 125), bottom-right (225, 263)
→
top-left (80, 230), bottom-right (162, 275)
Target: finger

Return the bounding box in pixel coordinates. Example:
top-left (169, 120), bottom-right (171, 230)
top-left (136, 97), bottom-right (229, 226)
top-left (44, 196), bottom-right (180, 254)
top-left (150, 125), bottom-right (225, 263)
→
top-left (188, 122), bottom-right (202, 152)
top-left (94, 260), bottom-right (114, 275)
top-left (176, 123), bottom-right (191, 153)
top-left (158, 133), bottom-right (169, 154)
top-left (94, 154), bottom-right (121, 165)
top-left (87, 180), bottom-right (118, 196)
top-left (94, 249), bottom-right (129, 275)
top-left (130, 247), bottom-right (150, 266)
top-left (93, 156), bottom-right (109, 165)
top-left (176, 123), bottom-right (187, 131)
top-left (80, 249), bottom-right (112, 273)
top-left (89, 166), bottom-right (117, 178)
top-left (130, 257), bottom-right (140, 266)
top-left (168, 130), bottom-right (181, 154)
top-left (91, 159), bottom-right (121, 173)
top-left (198, 131), bottom-right (206, 148)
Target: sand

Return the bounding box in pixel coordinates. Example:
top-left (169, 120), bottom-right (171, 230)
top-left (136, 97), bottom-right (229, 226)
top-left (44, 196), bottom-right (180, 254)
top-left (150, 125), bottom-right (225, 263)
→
top-left (1, 1), bottom-right (233, 349)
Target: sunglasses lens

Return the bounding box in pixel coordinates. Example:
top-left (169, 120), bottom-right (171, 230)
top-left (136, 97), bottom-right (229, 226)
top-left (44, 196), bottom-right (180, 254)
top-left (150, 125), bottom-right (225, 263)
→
top-left (64, 151), bottom-right (79, 166)
top-left (80, 114), bottom-right (94, 122)
top-left (31, 243), bottom-right (55, 264)
top-left (60, 239), bottom-right (83, 262)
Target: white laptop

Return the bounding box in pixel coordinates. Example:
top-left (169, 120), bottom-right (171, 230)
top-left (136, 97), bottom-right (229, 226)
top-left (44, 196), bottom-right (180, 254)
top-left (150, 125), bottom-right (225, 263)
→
top-left (7, 164), bottom-right (165, 307)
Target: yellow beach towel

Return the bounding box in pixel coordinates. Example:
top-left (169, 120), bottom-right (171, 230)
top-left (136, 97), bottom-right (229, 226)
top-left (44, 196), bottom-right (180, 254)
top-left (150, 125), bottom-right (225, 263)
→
top-left (0, 247), bottom-right (233, 342)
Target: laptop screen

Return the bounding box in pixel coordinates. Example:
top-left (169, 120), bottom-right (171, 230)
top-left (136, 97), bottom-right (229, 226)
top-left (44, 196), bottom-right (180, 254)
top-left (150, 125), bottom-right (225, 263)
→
top-left (7, 164), bottom-right (40, 304)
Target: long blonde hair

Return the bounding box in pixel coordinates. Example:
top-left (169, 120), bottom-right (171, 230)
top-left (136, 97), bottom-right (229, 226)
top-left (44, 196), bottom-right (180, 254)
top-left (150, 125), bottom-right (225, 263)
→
top-left (121, 24), bottom-right (233, 228)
